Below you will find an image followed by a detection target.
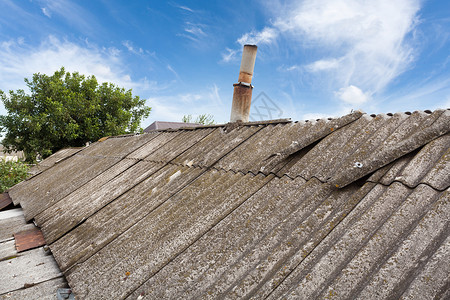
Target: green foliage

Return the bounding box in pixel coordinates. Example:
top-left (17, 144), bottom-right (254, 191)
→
top-left (182, 113), bottom-right (215, 125)
top-left (0, 67), bottom-right (151, 162)
top-left (0, 160), bottom-right (29, 193)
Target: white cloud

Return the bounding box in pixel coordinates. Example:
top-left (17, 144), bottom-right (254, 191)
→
top-left (122, 40), bottom-right (143, 55)
top-left (237, 0), bottom-right (421, 105)
top-left (221, 48), bottom-right (238, 63)
top-left (0, 35), bottom-right (154, 94)
top-left (179, 22), bottom-right (208, 43)
top-left (305, 58), bottom-right (342, 72)
top-left (237, 27), bottom-right (278, 46)
top-left (39, 0), bottom-right (99, 35)
top-left (184, 22), bottom-right (206, 37)
top-left (335, 85), bottom-right (370, 105)
top-left (41, 7), bottom-right (51, 18)
top-left (302, 112), bottom-right (331, 120)
top-left (180, 93), bottom-right (202, 103)
top-left (173, 4), bottom-right (194, 13)
top-left (167, 64), bottom-right (179, 79)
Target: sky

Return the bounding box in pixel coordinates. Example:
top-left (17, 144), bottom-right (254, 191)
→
top-left (0, 0), bottom-right (449, 127)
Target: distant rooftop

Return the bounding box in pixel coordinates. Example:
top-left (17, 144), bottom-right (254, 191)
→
top-left (143, 121), bottom-right (202, 132)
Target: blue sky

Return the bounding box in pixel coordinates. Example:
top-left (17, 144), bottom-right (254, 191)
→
top-left (0, 0), bottom-right (449, 127)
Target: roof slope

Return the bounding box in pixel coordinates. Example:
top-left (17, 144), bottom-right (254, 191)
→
top-left (7, 109), bottom-right (450, 299)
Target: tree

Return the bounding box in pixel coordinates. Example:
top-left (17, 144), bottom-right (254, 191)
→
top-left (0, 67), bottom-right (151, 163)
top-left (182, 113), bottom-right (215, 125)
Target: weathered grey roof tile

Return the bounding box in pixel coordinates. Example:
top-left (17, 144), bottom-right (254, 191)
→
top-left (215, 111), bottom-right (363, 175)
top-left (143, 127), bottom-right (215, 163)
top-left (420, 136), bottom-right (450, 190)
top-left (373, 134), bottom-right (450, 190)
top-left (214, 123), bottom-right (290, 173)
top-left (126, 131), bottom-right (180, 160)
top-left (37, 160), bottom-right (163, 244)
top-left (28, 147), bottom-right (83, 176)
top-left (51, 163), bottom-right (204, 271)
top-left (331, 109), bottom-right (449, 187)
top-left (80, 132), bottom-right (159, 158)
top-left (317, 184), bottom-right (441, 299)
top-left (285, 114), bottom-right (378, 181)
top-left (266, 183), bottom-right (397, 299)
top-left (65, 171), bottom-right (272, 299)
top-left (9, 156), bottom-right (121, 221)
top-left (172, 125), bottom-right (263, 168)
top-left (355, 188), bottom-right (449, 299)
top-left (399, 234), bottom-right (450, 300)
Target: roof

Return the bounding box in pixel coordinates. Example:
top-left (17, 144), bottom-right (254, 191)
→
top-left (143, 121), bottom-right (202, 132)
top-left (6, 108), bottom-right (450, 299)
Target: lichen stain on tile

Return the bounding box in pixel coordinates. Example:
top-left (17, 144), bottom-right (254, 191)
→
top-left (167, 170), bottom-right (182, 183)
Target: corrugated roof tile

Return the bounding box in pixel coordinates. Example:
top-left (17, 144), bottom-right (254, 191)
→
top-left (37, 160), bottom-right (161, 244)
top-left (331, 109), bottom-right (449, 187)
top-left (51, 164), bottom-right (204, 271)
top-left (28, 147), bottom-right (83, 176)
top-left (80, 132), bottom-right (159, 158)
top-left (143, 127), bottom-right (215, 163)
top-left (372, 134), bottom-right (450, 190)
top-left (126, 131), bottom-right (180, 160)
top-left (172, 125), bottom-right (263, 168)
top-left (65, 170), bottom-right (272, 299)
top-left (355, 188), bottom-right (449, 299)
top-left (9, 156), bottom-right (122, 221)
top-left (400, 234), bottom-right (450, 299)
top-left (215, 110), bottom-right (363, 175)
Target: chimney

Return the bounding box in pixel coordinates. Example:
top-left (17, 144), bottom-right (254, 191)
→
top-left (230, 44), bottom-right (257, 122)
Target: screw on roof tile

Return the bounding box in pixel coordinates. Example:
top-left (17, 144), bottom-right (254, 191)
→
top-left (354, 162), bottom-right (363, 168)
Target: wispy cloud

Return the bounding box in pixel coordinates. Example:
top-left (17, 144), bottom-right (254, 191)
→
top-left (184, 22), bottom-right (206, 37)
top-left (305, 58), bottom-right (342, 72)
top-left (122, 40), bottom-right (144, 55)
top-left (41, 7), bottom-right (51, 18)
top-left (221, 48), bottom-right (238, 63)
top-left (179, 22), bottom-right (208, 43)
top-left (169, 2), bottom-right (195, 13)
top-left (38, 0), bottom-right (100, 35)
top-left (237, 27), bottom-right (278, 45)
top-left (167, 64), bottom-right (180, 81)
top-left (177, 5), bottom-right (194, 13)
top-left (237, 0), bottom-right (422, 107)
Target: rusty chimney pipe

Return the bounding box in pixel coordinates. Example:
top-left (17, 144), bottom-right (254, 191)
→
top-left (230, 44), bottom-right (257, 122)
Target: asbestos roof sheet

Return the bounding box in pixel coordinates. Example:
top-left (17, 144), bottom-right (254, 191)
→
top-left (28, 147), bottom-right (83, 176)
top-left (6, 108), bottom-right (450, 299)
